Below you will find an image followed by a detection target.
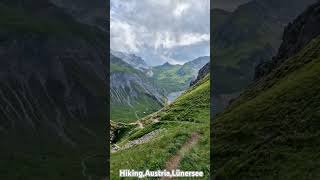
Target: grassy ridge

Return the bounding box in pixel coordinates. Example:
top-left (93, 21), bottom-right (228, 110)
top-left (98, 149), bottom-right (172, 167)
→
top-left (213, 36), bottom-right (320, 179)
top-left (157, 75), bottom-right (210, 124)
top-left (152, 64), bottom-right (194, 94)
top-left (111, 75), bottom-right (210, 179)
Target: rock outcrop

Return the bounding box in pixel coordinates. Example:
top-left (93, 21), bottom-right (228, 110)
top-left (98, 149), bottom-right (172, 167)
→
top-left (255, 1), bottom-right (320, 80)
top-left (190, 62), bottom-right (210, 86)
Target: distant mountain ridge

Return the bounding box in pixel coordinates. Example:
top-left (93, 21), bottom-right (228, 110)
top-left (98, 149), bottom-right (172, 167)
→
top-left (177, 56), bottom-right (210, 76)
top-left (152, 56), bottom-right (209, 94)
top-left (111, 50), bottom-right (153, 77)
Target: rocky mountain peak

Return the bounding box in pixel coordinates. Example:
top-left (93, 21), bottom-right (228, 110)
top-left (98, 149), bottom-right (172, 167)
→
top-left (163, 62), bottom-right (172, 66)
top-left (111, 51), bottom-right (153, 77)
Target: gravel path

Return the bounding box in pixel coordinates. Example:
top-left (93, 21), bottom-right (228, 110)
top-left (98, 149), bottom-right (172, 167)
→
top-left (112, 129), bottom-right (163, 153)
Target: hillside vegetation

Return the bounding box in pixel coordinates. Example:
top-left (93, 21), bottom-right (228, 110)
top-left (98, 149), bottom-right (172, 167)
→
top-left (152, 57), bottom-right (209, 95)
top-left (111, 75), bottom-right (210, 179)
top-left (213, 34), bottom-right (320, 180)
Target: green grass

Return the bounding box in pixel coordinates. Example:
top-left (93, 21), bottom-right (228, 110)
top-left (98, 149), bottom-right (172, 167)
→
top-left (179, 124), bottom-right (210, 179)
top-left (213, 36), bottom-right (320, 179)
top-left (158, 75), bottom-right (210, 123)
top-left (111, 122), bottom-right (208, 180)
top-left (110, 55), bottom-right (143, 74)
top-left (151, 64), bottom-right (195, 94)
top-left (111, 123), bottom-right (190, 179)
top-left (111, 121), bottom-right (138, 144)
top-left (110, 94), bottom-right (163, 123)
top-left (110, 75), bottom-right (210, 179)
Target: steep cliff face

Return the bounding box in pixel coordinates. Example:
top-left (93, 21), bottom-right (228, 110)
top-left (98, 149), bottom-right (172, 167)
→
top-left (0, 1), bottom-right (107, 179)
top-left (213, 2), bottom-right (320, 179)
top-left (110, 54), bottom-right (164, 123)
top-left (255, 1), bottom-right (320, 79)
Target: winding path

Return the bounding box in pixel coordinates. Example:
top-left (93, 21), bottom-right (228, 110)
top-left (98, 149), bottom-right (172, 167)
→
top-left (161, 132), bottom-right (200, 180)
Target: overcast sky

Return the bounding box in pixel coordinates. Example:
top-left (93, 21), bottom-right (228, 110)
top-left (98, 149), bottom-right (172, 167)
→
top-left (110, 0), bottom-right (210, 66)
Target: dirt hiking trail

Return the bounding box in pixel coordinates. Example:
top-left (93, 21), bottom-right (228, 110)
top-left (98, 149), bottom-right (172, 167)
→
top-left (161, 132), bottom-right (200, 180)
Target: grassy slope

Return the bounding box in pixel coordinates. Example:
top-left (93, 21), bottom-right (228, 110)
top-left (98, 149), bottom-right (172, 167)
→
top-left (110, 96), bottom-right (163, 123)
top-left (213, 36), bottom-right (320, 179)
top-left (111, 75), bottom-right (210, 179)
top-left (110, 56), bottom-right (163, 123)
top-left (152, 64), bottom-right (194, 94)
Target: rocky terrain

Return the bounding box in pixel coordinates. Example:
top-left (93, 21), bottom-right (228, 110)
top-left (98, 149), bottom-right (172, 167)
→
top-left (190, 62), bottom-right (210, 86)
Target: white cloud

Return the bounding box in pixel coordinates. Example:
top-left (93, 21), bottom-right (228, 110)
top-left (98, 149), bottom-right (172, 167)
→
top-left (110, 19), bottom-right (139, 53)
top-left (110, 0), bottom-right (210, 66)
top-left (173, 3), bottom-right (190, 17)
top-left (154, 32), bottom-right (210, 49)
